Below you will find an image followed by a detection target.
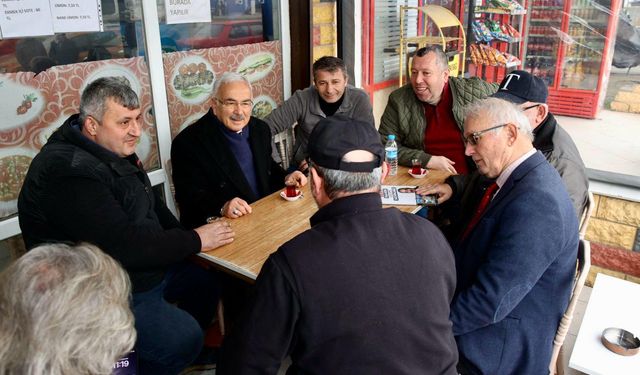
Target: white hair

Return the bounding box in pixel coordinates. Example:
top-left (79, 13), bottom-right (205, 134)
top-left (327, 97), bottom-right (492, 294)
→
top-left (463, 97), bottom-right (534, 141)
top-left (0, 243), bottom-right (136, 375)
top-left (212, 71), bottom-right (253, 99)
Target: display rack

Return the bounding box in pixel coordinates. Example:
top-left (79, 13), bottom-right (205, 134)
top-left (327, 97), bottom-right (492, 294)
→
top-left (467, 0), bottom-right (527, 83)
top-left (398, 5), bottom-right (467, 86)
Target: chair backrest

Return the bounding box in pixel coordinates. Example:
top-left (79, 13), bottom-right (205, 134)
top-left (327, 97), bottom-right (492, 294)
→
top-left (548, 239), bottom-right (591, 375)
top-left (273, 127), bottom-right (295, 170)
top-left (579, 192), bottom-right (595, 239)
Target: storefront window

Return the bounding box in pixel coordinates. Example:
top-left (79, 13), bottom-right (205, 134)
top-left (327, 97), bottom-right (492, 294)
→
top-left (368, 0), bottom-right (465, 86)
top-left (373, 0), bottom-right (419, 84)
top-left (154, 0), bottom-right (280, 53)
top-left (158, 0), bottom-right (285, 139)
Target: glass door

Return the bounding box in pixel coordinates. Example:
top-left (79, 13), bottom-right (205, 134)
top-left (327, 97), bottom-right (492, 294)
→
top-left (525, 0), bottom-right (565, 86)
top-left (559, 0), bottom-right (612, 90)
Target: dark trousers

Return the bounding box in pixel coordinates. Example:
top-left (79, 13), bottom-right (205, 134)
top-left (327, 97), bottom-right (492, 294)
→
top-left (132, 261), bottom-right (219, 375)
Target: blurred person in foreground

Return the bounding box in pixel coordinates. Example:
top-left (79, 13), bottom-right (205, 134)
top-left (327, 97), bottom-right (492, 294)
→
top-left (421, 98), bottom-right (578, 374)
top-left (0, 243), bottom-right (136, 375)
top-left (171, 72), bottom-right (306, 229)
top-left (265, 56), bottom-right (374, 171)
top-left (491, 69), bottom-right (588, 217)
top-left (379, 46), bottom-right (497, 174)
top-left (218, 115), bottom-right (458, 375)
top-left (18, 77), bottom-right (234, 374)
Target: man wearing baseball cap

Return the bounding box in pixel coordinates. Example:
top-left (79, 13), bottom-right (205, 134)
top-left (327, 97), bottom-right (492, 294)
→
top-left (219, 116), bottom-right (458, 374)
top-left (492, 70), bottom-right (588, 216)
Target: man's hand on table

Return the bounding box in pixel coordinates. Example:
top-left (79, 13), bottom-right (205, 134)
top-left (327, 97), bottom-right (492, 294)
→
top-left (222, 197), bottom-right (252, 218)
top-left (195, 220), bottom-right (235, 250)
top-left (426, 155), bottom-right (457, 175)
top-left (285, 170), bottom-right (308, 189)
top-left (417, 183), bottom-right (453, 205)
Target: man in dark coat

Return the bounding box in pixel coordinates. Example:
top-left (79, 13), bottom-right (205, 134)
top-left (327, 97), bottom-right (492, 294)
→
top-left (18, 77), bottom-right (235, 375)
top-left (171, 72), bottom-right (306, 229)
top-left (218, 116), bottom-right (459, 375)
top-left (491, 70), bottom-right (588, 217)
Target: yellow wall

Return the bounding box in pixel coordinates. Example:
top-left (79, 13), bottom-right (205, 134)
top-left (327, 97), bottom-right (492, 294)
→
top-left (311, 0), bottom-right (338, 63)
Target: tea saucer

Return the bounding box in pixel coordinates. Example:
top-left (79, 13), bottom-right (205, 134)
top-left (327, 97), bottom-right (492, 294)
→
top-left (280, 190), bottom-right (302, 201)
top-left (408, 169), bottom-right (428, 179)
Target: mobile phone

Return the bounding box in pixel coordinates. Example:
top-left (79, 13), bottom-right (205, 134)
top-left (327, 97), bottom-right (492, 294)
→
top-left (417, 194), bottom-right (438, 206)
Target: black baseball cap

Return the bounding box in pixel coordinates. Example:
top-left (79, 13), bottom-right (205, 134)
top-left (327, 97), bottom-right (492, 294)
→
top-left (491, 70), bottom-right (548, 104)
top-left (308, 115), bottom-right (383, 172)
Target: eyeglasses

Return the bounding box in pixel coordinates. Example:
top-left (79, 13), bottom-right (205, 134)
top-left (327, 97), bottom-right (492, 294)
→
top-left (216, 98), bottom-right (253, 109)
top-left (522, 103), bottom-right (540, 111)
top-left (461, 124), bottom-right (508, 146)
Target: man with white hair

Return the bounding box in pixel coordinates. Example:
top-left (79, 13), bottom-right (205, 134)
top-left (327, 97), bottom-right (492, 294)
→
top-left (0, 243), bottom-right (136, 375)
top-left (422, 98), bottom-right (578, 374)
top-left (219, 115), bottom-right (459, 374)
top-left (491, 70), bottom-right (588, 217)
top-left (171, 72), bottom-right (306, 228)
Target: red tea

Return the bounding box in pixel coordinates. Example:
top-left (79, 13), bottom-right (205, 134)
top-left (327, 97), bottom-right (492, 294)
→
top-left (285, 184), bottom-right (297, 197)
top-left (411, 159), bottom-right (422, 175)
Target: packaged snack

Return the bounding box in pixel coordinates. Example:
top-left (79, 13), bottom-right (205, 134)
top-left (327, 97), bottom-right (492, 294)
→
top-left (469, 44), bottom-right (479, 65)
top-left (506, 23), bottom-right (521, 38)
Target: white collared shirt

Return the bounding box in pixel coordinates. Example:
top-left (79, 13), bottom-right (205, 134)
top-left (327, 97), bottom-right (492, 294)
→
top-left (495, 148), bottom-right (536, 195)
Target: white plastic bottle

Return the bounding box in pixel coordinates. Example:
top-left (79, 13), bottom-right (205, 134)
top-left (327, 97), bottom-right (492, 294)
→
top-left (385, 134), bottom-right (398, 176)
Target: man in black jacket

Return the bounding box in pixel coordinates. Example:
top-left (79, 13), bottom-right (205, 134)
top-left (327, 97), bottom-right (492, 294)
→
top-left (219, 116), bottom-right (458, 375)
top-left (491, 70), bottom-right (588, 217)
top-left (171, 72), bottom-right (306, 229)
top-left (18, 77), bottom-right (234, 375)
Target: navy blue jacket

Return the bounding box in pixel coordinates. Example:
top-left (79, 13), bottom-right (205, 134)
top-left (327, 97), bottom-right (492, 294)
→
top-left (451, 151), bottom-right (578, 374)
top-left (219, 193), bottom-right (459, 374)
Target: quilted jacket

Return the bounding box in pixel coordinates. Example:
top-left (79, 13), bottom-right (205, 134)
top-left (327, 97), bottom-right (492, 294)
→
top-left (379, 77), bottom-right (498, 167)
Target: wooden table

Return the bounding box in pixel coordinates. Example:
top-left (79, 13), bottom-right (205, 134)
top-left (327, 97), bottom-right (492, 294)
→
top-left (198, 166), bottom-right (448, 281)
top-left (569, 273), bottom-right (640, 374)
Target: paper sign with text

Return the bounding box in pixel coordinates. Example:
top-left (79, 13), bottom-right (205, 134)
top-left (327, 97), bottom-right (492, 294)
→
top-left (50, 0), bottom-right (101, 33)
top-left (165, 0), bottom-right (211, 25)
top-left (0, 0), bottom-right (54, 38)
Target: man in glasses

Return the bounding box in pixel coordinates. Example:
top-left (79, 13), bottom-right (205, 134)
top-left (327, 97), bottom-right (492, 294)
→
top-left (426, 98), bottom-right (578, 374)
top-left (219, 116), bottom-right (458, 374)
top-left (171, 72), bottom-right (306, 228)
top-left (491, 70), bottom-right (588, 217)
top-left (379, 46), bottom-right (498, 175)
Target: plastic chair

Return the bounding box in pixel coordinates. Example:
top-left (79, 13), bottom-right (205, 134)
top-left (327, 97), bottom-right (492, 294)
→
top-left (548, 239), bottom-right (591, 375)
top-left (579, 192), bottom-right (595, 239)
top-left (273, 127), bottom-right (295, 170)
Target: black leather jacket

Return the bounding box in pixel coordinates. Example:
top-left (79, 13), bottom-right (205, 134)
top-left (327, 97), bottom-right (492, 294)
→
top-left (18, 114), bottom-right (200, 292)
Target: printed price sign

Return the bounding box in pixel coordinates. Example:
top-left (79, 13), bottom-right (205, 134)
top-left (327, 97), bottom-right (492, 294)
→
top-left (50, 0), bottom-right (102, 33)
top-left (0, 0), bottom-right (54, 38)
